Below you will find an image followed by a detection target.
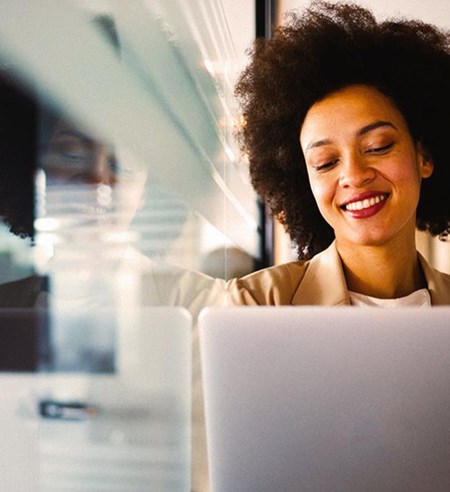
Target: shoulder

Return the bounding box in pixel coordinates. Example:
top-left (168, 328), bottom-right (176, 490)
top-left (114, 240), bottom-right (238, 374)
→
top-left (227, 260), bottom-right (310, 305)
top-left (430, 267), bottom-right (450, 304)
top-left (0, 275), bottom-right (48, 307)
top-left (418, 253), bottom-right (450, 305)
top-left (141, 261), bottom-right (227, 317)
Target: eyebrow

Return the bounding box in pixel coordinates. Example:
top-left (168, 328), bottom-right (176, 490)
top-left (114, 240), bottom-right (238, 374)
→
top-left (358, 120), bottom-right (397, 137)
top-left (304, 120), bottom-right (398, 152)
top-left (54, 130), bottom-right (92, 145)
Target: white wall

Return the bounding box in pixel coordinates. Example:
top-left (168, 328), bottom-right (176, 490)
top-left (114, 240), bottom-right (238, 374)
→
top-left (279, 0), bottom-right (450, 28)
top-left (222, 0), bottom-right (255, 68)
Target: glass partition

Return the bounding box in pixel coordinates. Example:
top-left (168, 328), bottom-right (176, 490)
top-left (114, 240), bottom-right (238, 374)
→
top-left (0, 1), bottom-right (256, 491)
top-left (0, 0), bottom-right (258, 299)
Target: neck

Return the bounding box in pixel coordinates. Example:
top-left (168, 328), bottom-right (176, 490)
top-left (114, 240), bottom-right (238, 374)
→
top-left (336, 238), bottom-right (425, 299)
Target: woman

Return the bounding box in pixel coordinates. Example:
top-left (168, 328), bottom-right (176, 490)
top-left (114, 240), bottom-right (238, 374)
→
top-left (229, 1), bottom-right (450, 306)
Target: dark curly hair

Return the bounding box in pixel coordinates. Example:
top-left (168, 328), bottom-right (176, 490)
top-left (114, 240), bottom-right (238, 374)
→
top-left (235, 1), bottom-right (450, 259)
top-left (0, 15), bottom-right (119, 241)
top-left (0, 72), bottom-right (36, 239)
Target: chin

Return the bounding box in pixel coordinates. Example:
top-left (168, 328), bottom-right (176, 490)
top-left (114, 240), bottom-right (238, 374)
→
top-left (338, 231), bottom-right (399, 249)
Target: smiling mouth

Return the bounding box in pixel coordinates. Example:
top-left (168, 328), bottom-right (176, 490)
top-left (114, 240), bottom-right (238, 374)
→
top-left (342, 193), bottom-right (389, 211)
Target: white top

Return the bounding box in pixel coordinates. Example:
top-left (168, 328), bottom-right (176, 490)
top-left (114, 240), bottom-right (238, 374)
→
top-left (349, 288), bottom-right (431, 307)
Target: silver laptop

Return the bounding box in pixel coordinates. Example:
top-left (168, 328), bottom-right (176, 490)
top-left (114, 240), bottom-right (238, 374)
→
top-left (0, 307), bottom-right (192, 492)
top-left (199, 306), bottom-right (450, 492)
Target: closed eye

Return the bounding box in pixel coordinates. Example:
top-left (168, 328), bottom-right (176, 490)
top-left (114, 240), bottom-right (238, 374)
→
top-left (314, 159), bottom-right (338, 172)
top-left (61, 150), bottom-right (90, 162)
top-left (366, 142), bottom-right (394, 154)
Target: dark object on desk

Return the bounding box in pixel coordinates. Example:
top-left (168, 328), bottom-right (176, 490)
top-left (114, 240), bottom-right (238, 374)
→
top-left (0, 308), bottom-right (49, 372)
top-left (39, 399), bottom-right (98, 420)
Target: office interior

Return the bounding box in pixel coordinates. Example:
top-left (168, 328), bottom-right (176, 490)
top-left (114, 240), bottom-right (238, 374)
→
top-left (0, 1), bottom-right (449, 491)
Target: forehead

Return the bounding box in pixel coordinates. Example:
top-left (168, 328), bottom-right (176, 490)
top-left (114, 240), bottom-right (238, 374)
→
top-left (299, 85), bottom-right (409, 145)
top-left (51, 119), bottom-right (88, 139)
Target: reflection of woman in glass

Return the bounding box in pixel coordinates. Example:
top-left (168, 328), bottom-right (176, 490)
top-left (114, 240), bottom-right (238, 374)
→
top-left (230, 1), bottom-right (450, 306)
top-left (38, 109), bottom-right (144, 230)
top-left (41, 117), bottom-right (117, 186)
top-left (0, 72), bottom-right (48, 306)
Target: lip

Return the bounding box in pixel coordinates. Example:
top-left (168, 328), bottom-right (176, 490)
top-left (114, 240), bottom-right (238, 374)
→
top-left (340, 192), bottom-right (390, 218)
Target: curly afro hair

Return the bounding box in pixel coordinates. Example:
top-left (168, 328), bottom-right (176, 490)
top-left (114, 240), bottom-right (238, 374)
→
top-left (235, 1), bottom-right (450, 259)
top-left (0, 72), bottom-right (36, 239)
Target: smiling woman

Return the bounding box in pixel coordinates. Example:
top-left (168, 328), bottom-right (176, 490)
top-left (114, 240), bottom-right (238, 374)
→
top-left (229, 0), bottom-right (450, 306)
top-left (300, 85), bottom-right (433, 252)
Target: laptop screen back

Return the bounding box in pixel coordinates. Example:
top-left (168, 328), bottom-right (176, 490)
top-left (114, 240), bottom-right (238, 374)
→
top-left (200, 306), bottom-right (450, 492)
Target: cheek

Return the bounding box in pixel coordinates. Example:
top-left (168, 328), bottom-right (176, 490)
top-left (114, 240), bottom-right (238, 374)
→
top-left (386, 156), bottom-right (422, 190)
top-left (309, 185), bottom-right (339, 231)
top-left (308, 177), bottom-right (334, 216)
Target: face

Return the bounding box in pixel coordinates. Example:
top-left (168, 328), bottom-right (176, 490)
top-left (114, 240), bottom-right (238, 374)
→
top-left (42, 119), bottom-right (117, 185)
top-left (37, 118), bottom-right (147, 244)
top-left (299, 85), bottom-right (433, 250)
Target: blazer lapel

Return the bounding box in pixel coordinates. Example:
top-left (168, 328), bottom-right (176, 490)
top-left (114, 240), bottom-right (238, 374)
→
top-left (418, 253), bottom-right (450, 305)
top-left (291, 242), bottom-right (350, 306)
top-left (289, 245), bottom-right (450, 306)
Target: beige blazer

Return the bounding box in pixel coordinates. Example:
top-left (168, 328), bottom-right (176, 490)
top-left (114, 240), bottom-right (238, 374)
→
top-left (228, 241), bottom-right (450, 306)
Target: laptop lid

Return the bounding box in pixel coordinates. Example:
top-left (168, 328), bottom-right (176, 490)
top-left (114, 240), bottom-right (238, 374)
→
top-left (199, 306), bottom-right (450, 492)
top-left (0, 306), bottom-right (192, 492)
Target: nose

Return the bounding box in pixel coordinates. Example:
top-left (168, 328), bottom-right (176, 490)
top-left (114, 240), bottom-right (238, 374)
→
top-left (81, 147), bottom-right (117, 186)
top-left (338, 151), bottom-right (375, 189)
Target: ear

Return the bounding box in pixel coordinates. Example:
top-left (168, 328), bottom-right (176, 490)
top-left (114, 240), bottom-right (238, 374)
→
top-left (417, 143), bottom-right (434, 179)
top-left (421, 158), bottom-right (434, 179)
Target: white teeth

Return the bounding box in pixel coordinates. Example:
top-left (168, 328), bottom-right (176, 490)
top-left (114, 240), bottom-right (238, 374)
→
top-left (345, 194), bottom-right (386, 211)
